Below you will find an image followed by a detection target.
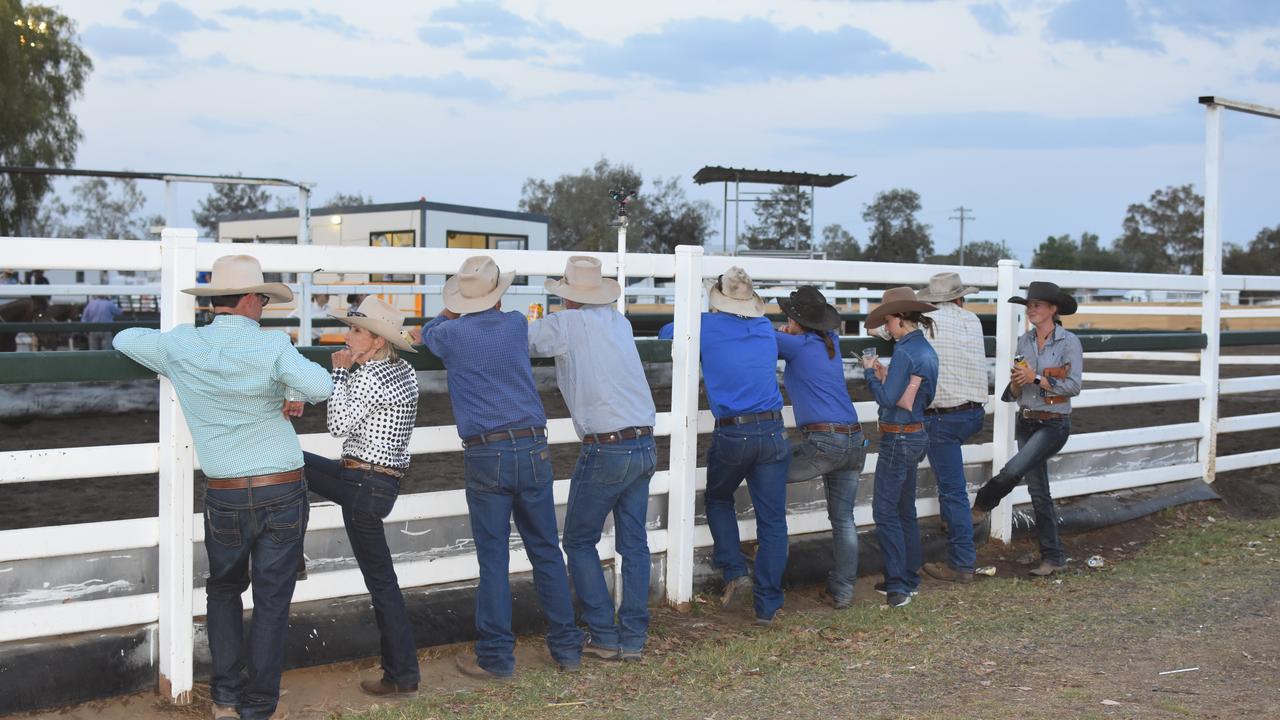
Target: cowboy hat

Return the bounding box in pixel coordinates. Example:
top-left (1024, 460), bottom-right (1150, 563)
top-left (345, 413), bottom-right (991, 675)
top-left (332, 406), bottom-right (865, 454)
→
top-left (442, 255), bottom-right (515, 314)
top-left (865, 287), bottom-right (938, 329)
top-left (334, 296), bottom-right (417, 353)
top-left (181, 254), bottom-right (292, 304)
top-left (916, 272), bottom-right (980, 303)
top-left (544, 256), bottom-right (620, 305)
top-left (708, 266), bottom-right (766, 317)
top-left (778, 285), bottom-right (842, 332)
top-left (1009, 281), bottom-right (1078, 316)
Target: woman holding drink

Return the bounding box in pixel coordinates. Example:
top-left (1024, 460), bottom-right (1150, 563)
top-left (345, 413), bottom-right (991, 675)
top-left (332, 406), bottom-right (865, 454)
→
top-left (971, 282), bottom-right (1083, 577)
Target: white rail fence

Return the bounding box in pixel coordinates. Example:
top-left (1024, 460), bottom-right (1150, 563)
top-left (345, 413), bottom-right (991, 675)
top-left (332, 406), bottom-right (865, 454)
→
top-left (2, 232), bottom-right (1280, 703)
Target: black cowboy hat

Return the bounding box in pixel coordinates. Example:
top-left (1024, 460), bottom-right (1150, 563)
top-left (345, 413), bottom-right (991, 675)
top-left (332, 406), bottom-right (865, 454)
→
top-left (777, 285), bottom-right (842, 332)
top-left (1009, 281), bottom-right (1078, 316)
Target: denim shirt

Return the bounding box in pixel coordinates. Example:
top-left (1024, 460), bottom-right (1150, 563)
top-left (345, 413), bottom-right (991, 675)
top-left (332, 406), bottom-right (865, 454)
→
top-left (1000, 324), bottom-right (1084, 415)
top-left (865, 329), bottom-right (939, 425)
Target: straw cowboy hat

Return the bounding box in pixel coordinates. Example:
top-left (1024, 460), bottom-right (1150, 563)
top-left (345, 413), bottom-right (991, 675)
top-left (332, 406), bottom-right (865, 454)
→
top-left (865, 287), bottom-right (938, 329)
top-left (181, 254), bottom-right (292, 304)
top-left (916, 272), bottom-right (980, 303)
top-left (778, 285), bottom-right (842, 332)
top-left (442, 255), bottom-right (515, 314)
top-left (544, 256), bottom-right (620, 305)
top-left (334, 296), bottom-right (417, 353)
top-left (708, 266), bottom-right (766, 317)
top-left (1010, 281), bottom-right (1078, 316)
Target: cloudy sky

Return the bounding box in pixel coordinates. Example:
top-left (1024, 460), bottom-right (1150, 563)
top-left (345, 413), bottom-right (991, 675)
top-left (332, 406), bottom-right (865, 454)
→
top-left (49, 0), bottom-right (1280, 261)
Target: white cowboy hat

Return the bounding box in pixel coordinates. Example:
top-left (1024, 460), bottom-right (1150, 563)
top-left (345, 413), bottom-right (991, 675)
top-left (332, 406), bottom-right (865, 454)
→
top-left (544, 256), bottom-right (620, 305)
top-left (865, 287), bottom-right (938, 330)
top-left (442, 255), bottom-right (515, 314)
top-left (182, 254), bottom-right (292, 304)
top-left (916, 272), bottom-right (980, 303)
top-left (333, 296), bottom-right (417, 353)
top-left (707, 266), bottom-right (766, 318)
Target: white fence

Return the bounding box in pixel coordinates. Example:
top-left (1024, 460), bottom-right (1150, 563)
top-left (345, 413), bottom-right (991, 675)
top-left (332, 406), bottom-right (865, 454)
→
top-left (2, 231), bottom-right (1280, 704)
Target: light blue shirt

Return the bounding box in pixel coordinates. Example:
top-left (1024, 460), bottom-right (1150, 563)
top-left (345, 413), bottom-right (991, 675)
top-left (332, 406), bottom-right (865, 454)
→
top-left (528, 304), bottom-right (656, 438)
top-left (113, 313), bottom-right (333, 478)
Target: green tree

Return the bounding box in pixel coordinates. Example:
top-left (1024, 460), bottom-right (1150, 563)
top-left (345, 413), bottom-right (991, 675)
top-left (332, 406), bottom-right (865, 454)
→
top-left (929, 239), bottom-right (1013, 267)
top-left (520, 159), bottom-right (648, 251)
top-left (1032, 234), bottom-right (1080, 270)
top-left (820, 223), bottom-right (860, 261)
top-left (0, 1), bottom-right (93, 235)
top-left (637, 176), bottom-right (717, 254)
top-left (66, 177), bottom-right (161, 239)
top-left (192, 178), bottom-right (272, 237)
top-left (1078, 231), bottom-right (1125, 271)
top-left (324, 192), bottom-right (373, 207)
top-left (740, 185), bottom-right (812, 251)
top-left (861, 188), bottom-right (932, 263)
top-left (1224, 225), bottom-right (1280, 276)
top-left (1115, 184), bottom-right (1204, 273)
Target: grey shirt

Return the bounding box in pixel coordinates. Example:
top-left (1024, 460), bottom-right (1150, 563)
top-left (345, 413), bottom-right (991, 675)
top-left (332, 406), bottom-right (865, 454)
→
top-left (1001, 324), bottom-right (1083, 414)
top-left (528, 304), bottom-right (657, 439)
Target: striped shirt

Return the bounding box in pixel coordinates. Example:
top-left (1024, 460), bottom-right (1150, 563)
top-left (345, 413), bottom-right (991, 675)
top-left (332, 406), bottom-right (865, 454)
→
top-left (328, 359), bottom-right (418, 469)
top-left (924, 301), bottom-right (989, 408)
top-left (113, 314), bottom-right (333, 478)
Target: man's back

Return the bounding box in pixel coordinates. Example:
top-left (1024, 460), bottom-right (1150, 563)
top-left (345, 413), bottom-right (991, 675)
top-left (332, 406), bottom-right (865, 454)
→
top-left (925, 302), bottom-right (988, 408)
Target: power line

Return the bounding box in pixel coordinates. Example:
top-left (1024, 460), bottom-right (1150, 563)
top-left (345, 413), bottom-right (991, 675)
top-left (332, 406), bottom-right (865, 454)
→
top-left (949, 206), bottom-right (975, 265)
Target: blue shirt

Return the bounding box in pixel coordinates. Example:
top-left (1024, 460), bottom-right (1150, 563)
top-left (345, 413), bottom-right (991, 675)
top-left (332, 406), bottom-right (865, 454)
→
top-left (83, 298), bottom-right (123, 323)
top-left (776, 330), bottom-right (857, 427)
top-left (113, 314), bottom-right (333, 478)
top-left (420, 308), bottom-right (547, 438)
top-left (657, 322), bottom-right (674, 340)
top-left (700, 312), bottom-right (783, 419)
top-left (865, 329), bottom-right (939, 425)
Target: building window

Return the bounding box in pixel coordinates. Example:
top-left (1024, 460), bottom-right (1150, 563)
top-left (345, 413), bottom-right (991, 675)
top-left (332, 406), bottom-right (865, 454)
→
top-left (369, 231), bottom-right (416, 282)
top-left (445, 232), bottom-right (529, 284)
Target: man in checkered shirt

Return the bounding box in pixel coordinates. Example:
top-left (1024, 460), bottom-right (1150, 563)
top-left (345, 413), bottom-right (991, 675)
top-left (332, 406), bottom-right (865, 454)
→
top-left (916, 273), bottom-right (990, 585)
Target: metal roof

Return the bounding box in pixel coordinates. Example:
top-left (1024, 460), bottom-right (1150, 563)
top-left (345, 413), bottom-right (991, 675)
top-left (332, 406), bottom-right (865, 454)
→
top-left (692, 166), bottom-right (854, 187)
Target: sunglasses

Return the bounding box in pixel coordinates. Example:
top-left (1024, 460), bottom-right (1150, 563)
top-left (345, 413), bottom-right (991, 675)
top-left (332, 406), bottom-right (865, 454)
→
top-left (255, 294), bottom-right (271, 305)
top-left (346, 309), bottom-right (367, 318)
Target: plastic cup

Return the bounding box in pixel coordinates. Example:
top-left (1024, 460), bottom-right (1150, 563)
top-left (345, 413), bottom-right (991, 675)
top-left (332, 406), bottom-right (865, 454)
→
top-left (861, 347), bottom-right (878, 363)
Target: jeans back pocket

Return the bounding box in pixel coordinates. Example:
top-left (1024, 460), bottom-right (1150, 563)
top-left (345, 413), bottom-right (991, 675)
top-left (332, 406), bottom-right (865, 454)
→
top-left (464, 449), bottom-right (506, 494)
top-left (205, 505), bottom-right (242, 549)
top-left (266, 497), bottom-right (307, 544)
top-left (356, 472), bottom-right (399, 519)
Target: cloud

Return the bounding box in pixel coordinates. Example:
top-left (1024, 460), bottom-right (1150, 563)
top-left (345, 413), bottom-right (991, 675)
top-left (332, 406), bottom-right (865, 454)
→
top-left (467, 44), bottom-right (546, 60)
top-left (575, 18), bottom-right (926, 89)
top-left (532, 88), bottom-right (614, 103)
top-left (428, 1), bottom-right (579, 42)
top-left (123, 2), bottom-right (224, 33)
top-left (417, 25), bottom-right (464, 47)
top-left (314, 73), bottom-right (504, 101)
top-left (82, 25), bottom-right (179, 57)
top-left (1143, 0), bottom-right (1280, 35)
top-left (221, 6), bottom-right (361, 38)
top-left (188, 116), bottom-right (284, 135)
top-left (1043, 0), bottom-right (1162, 52)
top-left (1257, 63), bottom-right (1280, 83)
top-left (969, 2), bottom-right (1015, 35)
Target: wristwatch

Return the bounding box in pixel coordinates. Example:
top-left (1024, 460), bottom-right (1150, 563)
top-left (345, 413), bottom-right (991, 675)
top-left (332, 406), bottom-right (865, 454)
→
top-left (1033, 375), bottom-right (1043, 385)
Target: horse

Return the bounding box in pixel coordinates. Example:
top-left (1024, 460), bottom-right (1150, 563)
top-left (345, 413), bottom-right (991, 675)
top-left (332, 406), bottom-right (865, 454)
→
top-left (0, 298), bottom-right (78, 352)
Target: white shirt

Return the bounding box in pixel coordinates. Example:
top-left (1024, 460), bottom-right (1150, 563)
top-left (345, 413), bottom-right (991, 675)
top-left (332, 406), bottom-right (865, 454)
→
top-left (327, 358), bottom-right (418, 468)
top-left (528, 304), bottom-right (657, 439)
top-left (923, 301), bottom-right (989, 408)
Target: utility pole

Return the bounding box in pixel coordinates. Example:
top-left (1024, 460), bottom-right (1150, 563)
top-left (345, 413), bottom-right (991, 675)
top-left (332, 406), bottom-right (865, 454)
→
top-left (950, 206), bottom-right (975, 265)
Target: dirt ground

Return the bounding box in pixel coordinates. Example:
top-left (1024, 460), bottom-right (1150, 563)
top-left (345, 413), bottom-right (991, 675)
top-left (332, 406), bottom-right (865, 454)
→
top-left (3, 347), bottom-right (1280, 530)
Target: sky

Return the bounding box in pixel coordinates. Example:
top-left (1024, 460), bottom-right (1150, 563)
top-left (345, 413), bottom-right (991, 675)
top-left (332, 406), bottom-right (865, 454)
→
top-left (42, 0), bottom-right (1280, 262)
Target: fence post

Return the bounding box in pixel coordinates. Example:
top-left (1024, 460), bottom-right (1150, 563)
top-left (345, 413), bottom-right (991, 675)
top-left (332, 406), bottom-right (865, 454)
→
top-left (1200, 103), bottom-right (1224, 483)
top-left (298, 187), bottom-right (313, 346)
top-left (157, 228), bottom-right (198, 703)
top-left (989, 259), bottom-right (1021, 543)
top-left (665, 245), bottom-right (703, 609)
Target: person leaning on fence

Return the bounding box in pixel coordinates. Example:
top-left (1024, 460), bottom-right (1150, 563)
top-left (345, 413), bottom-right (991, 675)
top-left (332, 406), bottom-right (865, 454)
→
top-left (972, 281), bottom-right (1083, 577)
top-left (418, 255), bottom-right (584, 679)
top-left (300, 296), bottom-right (421, 698)
top-left (112, 254), bottom-right (333, 720)
top-left (915, 273), bottom-right (989, 584)
top-left (701, 266), bottom-right (791, 626)
top-left (774, 286), bottom-right (866, 610)
top-left (528, 256), bottom-right (658, 662)
top-left (862, 287), bottom-right (939, 609)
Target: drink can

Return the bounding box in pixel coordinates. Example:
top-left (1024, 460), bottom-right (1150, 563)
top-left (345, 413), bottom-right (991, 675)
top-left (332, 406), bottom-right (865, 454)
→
top-left (975, 565), bottom-right (997, 576)
top-left (1014, 354), bottom-right (1029, 368)
top-left (1086, 555), bottom-right (1105, 569)
top-left (527, 303), bottom-right (544, 321)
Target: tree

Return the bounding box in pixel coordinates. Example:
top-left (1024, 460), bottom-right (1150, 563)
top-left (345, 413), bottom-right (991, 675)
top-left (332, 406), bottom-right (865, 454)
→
top-left (1114, 184), bottom-right (1203, 273)
top-left (192, 178), bottom-right (272, 237)
top-left (861, 188), bottom-right (933, 263)
top-left (820, 223), bottom-right (860, 261)
top-left (65, 177), bottom-right (161, 239)
top-left (520, 159), bottom-right (648, 251)
top-left (324, 192), bottom-right (373, 207)
top-left (1077, 231), bottom-right (1125, 271)
top-left (0, 2), bottom-right (93, 235)
top-left (740, 185), bottom-right (812, 251)
top-left (1224, 224), bottom-right (1280, 276)
top-left (636, 176), bottom-right (716, 254)
top-left (1032, 234), bottom-right (1080, 270)
top-left (929, 239), bottom-right (1013, 267)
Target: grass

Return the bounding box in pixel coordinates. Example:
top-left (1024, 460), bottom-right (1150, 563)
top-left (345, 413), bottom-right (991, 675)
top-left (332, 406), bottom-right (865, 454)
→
top-left (347, 510), bottom-right (1280, 720)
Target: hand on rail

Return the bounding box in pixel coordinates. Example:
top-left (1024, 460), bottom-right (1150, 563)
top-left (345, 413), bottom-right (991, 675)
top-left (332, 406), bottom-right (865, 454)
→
top-left (282, 400), bottom-right (305, 418)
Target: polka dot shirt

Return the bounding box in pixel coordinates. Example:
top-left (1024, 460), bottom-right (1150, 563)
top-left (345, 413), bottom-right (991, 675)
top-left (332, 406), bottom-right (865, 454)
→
top-left (328, 358), bottom-right (418, 469)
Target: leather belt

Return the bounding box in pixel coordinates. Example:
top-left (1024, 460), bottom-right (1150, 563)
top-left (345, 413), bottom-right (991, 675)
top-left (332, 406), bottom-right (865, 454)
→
top-left (207, 468), bottom-right (303, 490)
top-left (583, 426), bottom-right (653, 444)
top-left (878, 422), bottom-right (924, 434)
top-left (800, 422), bottom-right (862, 434)
top-left (1019, 409), bottom-right (1066, 421)
top-left (463, 426), bottom-right (547, 448)
top-left (925, 401), bottom-right (985, 416)
top-left (716, 410), bottom-right (783, 427)
top-left (341, 457), bottom-right (405, 479)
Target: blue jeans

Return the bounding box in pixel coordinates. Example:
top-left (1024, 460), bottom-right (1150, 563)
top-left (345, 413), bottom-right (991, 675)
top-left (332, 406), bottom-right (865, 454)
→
top-left (562, 435), bottom-right (657, 653)
top-left (924, 407), bottom-right (985, 572)
top-left (302, 452), bottom-right (419, 688)
top-left (787, 430), bottom-right (866, 604)
top-left (975, 415), bottom-right (1071, 565)
top-left (463, 432), bottom-right (583, 676)
top-left (203, 477), bottom-right (309, 720)
top-left (705, 419), bottom-right (790, 621)
top-left (873, 430), bottom-right (929, 596)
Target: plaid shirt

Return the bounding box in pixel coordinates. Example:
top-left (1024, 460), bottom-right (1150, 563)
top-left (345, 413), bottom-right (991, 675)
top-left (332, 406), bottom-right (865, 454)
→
top-left (923, 301), bottom-right (989, 409)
